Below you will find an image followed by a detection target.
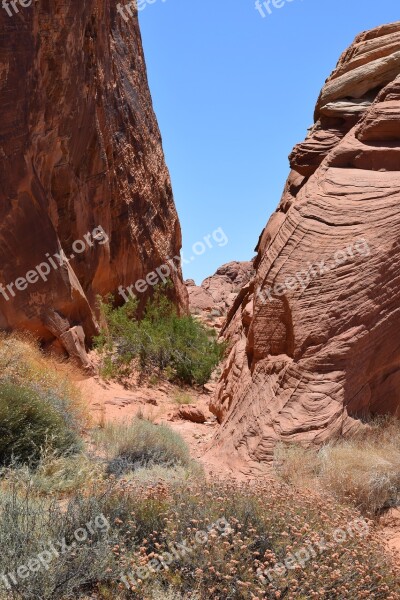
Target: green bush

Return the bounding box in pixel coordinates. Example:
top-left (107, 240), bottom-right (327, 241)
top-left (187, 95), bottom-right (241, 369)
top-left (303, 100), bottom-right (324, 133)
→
top-left (0, 333), bottom-right (88, 428)
top-left (0, 381), bottom-right (82, 467)
top-left (94, 418), bottom-right (192, 475)
top-left (95, 288), bottom-right (224, 386)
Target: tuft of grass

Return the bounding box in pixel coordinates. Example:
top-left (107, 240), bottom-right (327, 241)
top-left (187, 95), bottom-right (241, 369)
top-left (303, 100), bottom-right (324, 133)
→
top-left (1, 452), bottom-right (105, 496)
top-left (119, 463), bottom-right (204, 486)
top-left (274, 443), bottom-right (321, 488)
top-left (93, 418), bottom-right (192, 475)
top-left (173, 391), bottom-right (194, 405)
top-left (274, 417), bottom-right (400, 515)
top-left (94, 287), bottom-right (225, 386)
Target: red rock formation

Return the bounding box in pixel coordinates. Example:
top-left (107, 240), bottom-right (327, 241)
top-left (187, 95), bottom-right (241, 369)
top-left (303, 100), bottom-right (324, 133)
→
top-left (0, 1), bottom-right (187, 365)
top-left (176, 405), bottom-right (207, 424)
top-left (211, 22), bottom-right (400, 467)
top-left (186, 261), bottom-right (254, 329)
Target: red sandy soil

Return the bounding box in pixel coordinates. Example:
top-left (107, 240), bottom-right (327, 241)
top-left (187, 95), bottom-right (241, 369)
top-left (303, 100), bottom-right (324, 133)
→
top-left (74, 371), bottom-right (242, 480)
top-left (380, 508), bottom-right (400, 566)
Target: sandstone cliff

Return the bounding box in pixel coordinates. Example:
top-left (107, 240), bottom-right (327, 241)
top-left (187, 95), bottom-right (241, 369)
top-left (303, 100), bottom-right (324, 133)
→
top-left (186, 261), bottom-right (254, 329)
top-left (210, 22), bottom-right (400, 467)
top-left (0, 1), bottom-right (187, 364)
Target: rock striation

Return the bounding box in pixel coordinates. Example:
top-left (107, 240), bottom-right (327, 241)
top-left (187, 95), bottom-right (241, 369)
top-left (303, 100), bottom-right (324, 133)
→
top-left (211, 22), bottom-right (400, 467)
top-left (0, 1), bottom-right (187, 364)
top-left (186, 261), bottom-right (254, 330)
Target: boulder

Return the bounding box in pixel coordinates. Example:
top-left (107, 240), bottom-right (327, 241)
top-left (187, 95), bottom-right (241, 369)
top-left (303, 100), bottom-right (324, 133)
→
top-left (177, 405), bottom-right (207, 424)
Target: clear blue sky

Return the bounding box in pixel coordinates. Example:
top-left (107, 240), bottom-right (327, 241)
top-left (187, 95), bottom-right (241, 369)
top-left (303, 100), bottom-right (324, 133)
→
top-left (138, 0), bottom-right (399, 283)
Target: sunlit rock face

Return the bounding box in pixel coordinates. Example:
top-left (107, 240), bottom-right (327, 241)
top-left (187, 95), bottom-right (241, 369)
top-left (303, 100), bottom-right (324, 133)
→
top-left (211, 22), bottom-right (400, 468)
top-left (186, 261), bottom-right (255, 329)
top-left (0, 1), bottom-right (187, 363)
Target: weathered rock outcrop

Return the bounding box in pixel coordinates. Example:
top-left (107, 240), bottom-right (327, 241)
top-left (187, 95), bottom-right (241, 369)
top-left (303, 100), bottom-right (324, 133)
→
top-left (211, 22), bottom-right (400, 467)
top-left (0, 2), bottom-right (187, 364)
top-left (186, 261), bottom-right (254, 329)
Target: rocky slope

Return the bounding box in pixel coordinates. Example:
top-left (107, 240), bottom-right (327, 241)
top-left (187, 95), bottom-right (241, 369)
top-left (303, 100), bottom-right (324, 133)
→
top-left (210, 22), bottom-right (400, 467)
top-left (186, 261), bottom-right (254, 329)
top-left (0, 1), bottom-right (187, 365)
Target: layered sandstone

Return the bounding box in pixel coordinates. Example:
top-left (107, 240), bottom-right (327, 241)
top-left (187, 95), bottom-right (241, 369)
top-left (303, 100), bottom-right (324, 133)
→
top-left (186, 261), bottom-right (254, 329)
top-left (0, 1), bottom-right (187, 364)
top-left (211, 22), bottom-right (400, 467)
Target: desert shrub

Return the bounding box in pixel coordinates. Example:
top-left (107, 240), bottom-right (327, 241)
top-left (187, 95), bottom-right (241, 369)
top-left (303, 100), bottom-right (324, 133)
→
top-left (95, 289), bottom-right (224, 386)
top-left (0, 478), bottom-right (119, 600)
top-left (173, 391), bottom-right (193, 405)
top-left (317, 418), bottom-right (400, 514)
top-left (274, 417), bottom-right (400, 515)
top-left (107, 480), bottom-right (398, 599)
top-left (0, 472), bottom-right (397, 599)
top-left (274, 443), bottom-right (321, 487)
top-left (0, 381), bottom-right (82, 467)
top-left (3, 452), bottom-right (105, 496)
top-left (0, 332), bottom-right (88, 427)
top-left (94, 418), bottom-right (192, 475)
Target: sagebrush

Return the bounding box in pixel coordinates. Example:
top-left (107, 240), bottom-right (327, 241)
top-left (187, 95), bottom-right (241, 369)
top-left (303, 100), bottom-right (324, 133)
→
top-left (0, 381), bottom-right (82, 467)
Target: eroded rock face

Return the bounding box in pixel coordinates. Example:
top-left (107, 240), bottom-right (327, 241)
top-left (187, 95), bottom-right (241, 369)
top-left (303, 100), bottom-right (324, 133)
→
top-left (186, 261), bottom-right (254, 330)
top-left (211, 22), bottom-right (400, 466)
top-left (0, 2), bottom-right (187, 364)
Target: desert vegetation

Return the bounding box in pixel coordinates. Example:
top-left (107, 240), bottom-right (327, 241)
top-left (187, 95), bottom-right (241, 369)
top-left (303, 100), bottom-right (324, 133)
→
top-left (0, 335), bottom-right (398, 599)
top-left (95, 289), bottom-right (224, 386)
top-left (0, 334), bottom-right (85, 468)
top-left (0, 381), bottom-right (82, 467)
top-left (0, 464), bottom-right (398, 599)
top-left (274, 418), bottom-right (400, 516)
top-left (94, 417), bottom-right (196, 476)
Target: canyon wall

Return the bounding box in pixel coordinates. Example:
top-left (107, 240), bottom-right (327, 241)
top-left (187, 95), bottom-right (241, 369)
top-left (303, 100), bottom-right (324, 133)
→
top-left (186, 261), bottom-right (254, 330)
top-left (0, 1), bottom-right (187, 364)
top-left (211, 22), bottom-right (400, 468)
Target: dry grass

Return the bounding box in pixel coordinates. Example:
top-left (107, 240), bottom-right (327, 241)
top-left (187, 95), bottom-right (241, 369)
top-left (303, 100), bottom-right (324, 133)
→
top-left (173, 391), bottom-right (194, 405)
top-left (1, 452), bottom-right (105, 496)
top-left (274, 417), bottom-right (400, 515)
top-left (0, 332), bottom-right (89, 428)
top-left (93, 417), bottom-right (193, 475)
top-left (120, 463), bottom-right (203, 485)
